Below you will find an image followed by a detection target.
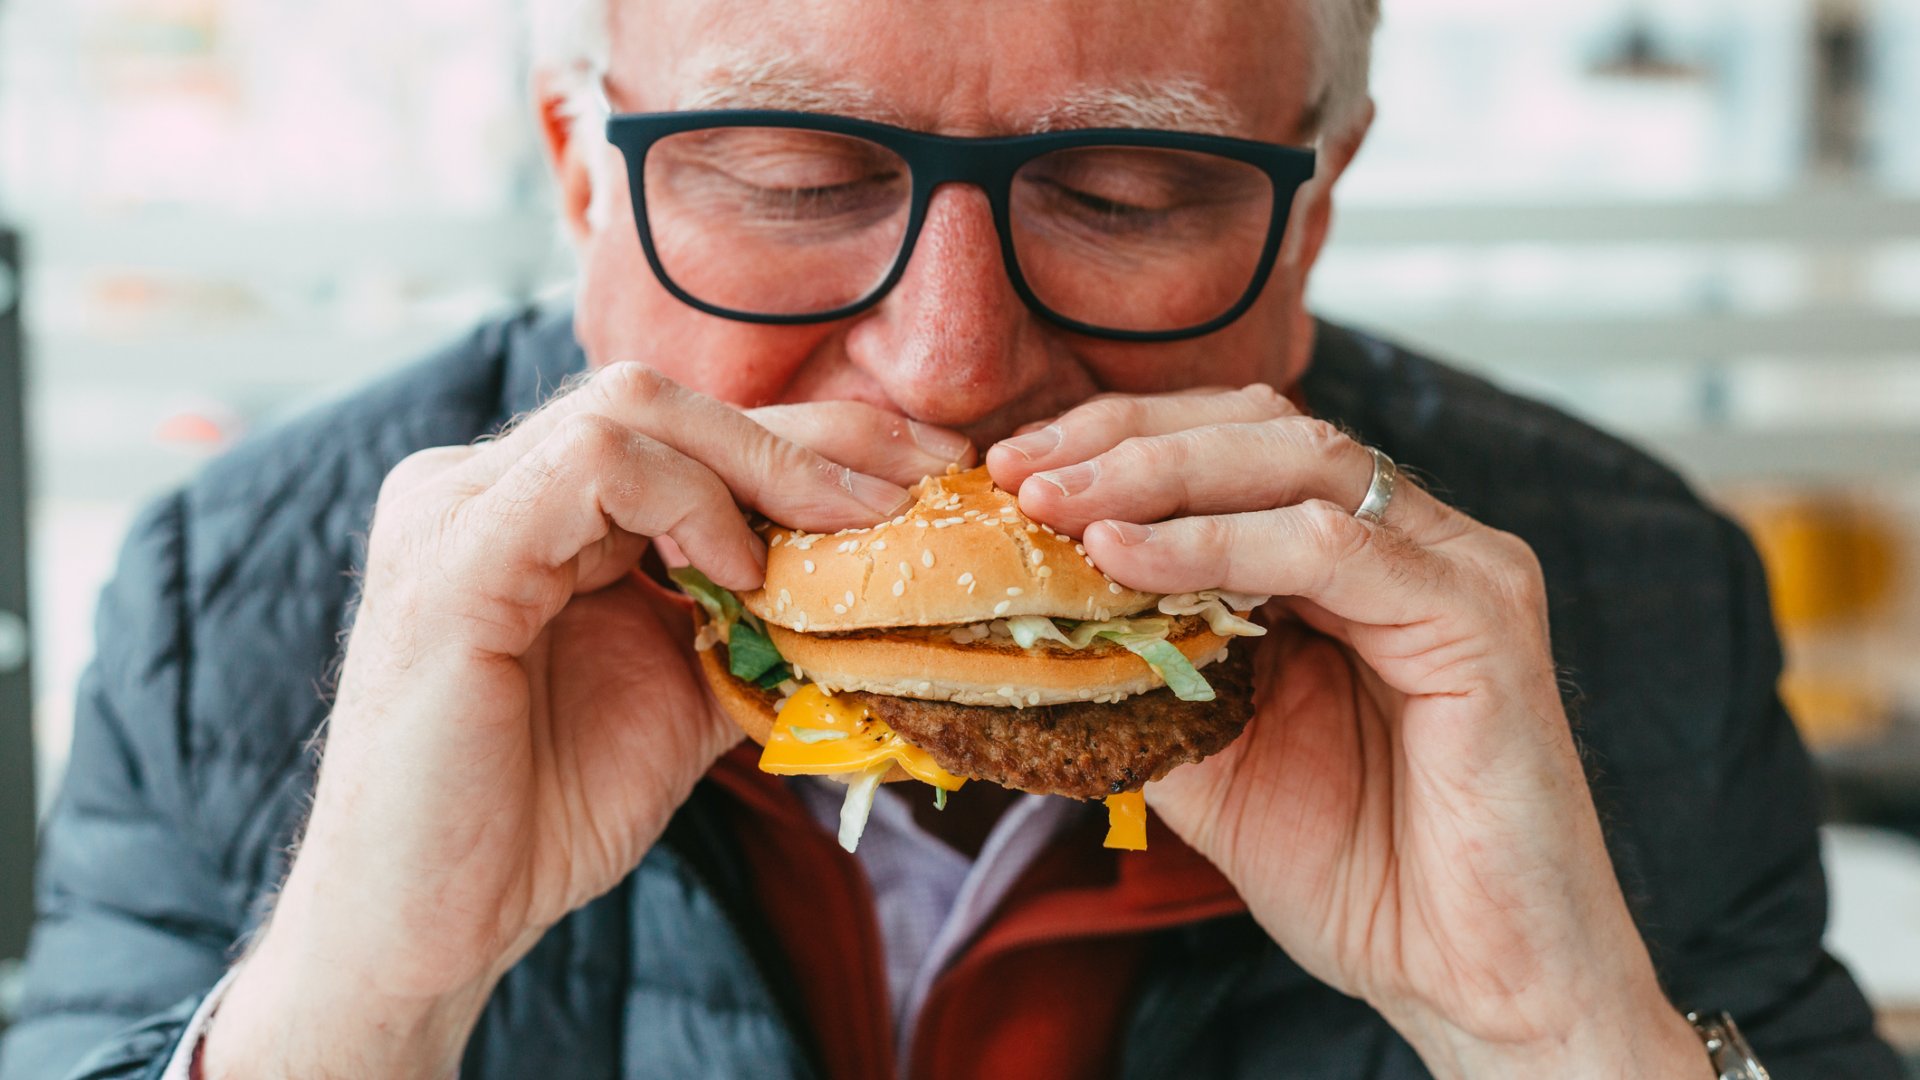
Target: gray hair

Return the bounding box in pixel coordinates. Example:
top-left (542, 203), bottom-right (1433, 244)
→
top-left (531, 0), bottom-right (1379, 227)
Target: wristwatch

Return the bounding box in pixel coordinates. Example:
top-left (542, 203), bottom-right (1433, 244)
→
top-left (1687, 1011), bottom-right (1771, 1079)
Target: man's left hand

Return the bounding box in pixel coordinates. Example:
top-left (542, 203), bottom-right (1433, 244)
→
top-left (987, 385), bottom-right (1711, 1080)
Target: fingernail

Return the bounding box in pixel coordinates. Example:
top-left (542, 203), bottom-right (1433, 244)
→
top-left (1097, 520), bottom-right (1154, 546)
top-left (999, 425), bottom-right (1061, 461)
top-left (846, 469), bottom-right (913, 517)
top-left (1034, 460), bottom-right (1099, 498)
top-left (908, 420), bottom-right (974, 463)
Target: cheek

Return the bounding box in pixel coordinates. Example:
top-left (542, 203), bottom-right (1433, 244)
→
top-left (572, 183), bottom-right (833, 405)
top-left (1070, 308), bottom-right (1298, 395)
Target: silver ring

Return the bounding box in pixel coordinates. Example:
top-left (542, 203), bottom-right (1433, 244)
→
top-left (1355, 446), bottom-right (1397, 524)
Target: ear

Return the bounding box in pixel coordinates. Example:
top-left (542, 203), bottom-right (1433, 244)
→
top-left (534, 69), bottom-right (597, 246)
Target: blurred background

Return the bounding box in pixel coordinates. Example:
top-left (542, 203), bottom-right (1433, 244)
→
top-left (0, 0), bottom-right (1916, 1068)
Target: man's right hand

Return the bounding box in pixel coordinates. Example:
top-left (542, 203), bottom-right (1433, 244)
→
top-left (204, 362), bottom-right (972, 1079)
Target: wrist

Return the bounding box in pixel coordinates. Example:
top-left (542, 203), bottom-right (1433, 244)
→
top-left (1389, 988), bottom-right (1714, 1080)
top-left (201, 893), bottom-right (499, 1079)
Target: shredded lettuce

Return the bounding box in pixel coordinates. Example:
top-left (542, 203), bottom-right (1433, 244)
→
top-left (1006, 615), bottom-right (1073, 648)
top-left (787, 726), bottom-right (850, 744)
top-left (1156, 592), bottom-right (1268, 638)
top-left (668, 566), bottom-right (743, 630)
top-left (1100, 632), bottom-right (1216, 702)
top-left (837, 763), bottom-right (891, 852)
top-left (934, 787), bottom-right (948, 811)
top-left (1057, 615), bottom-right (1164, 648)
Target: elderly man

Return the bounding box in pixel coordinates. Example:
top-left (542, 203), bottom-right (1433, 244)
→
top-left (0, 1), bottom-right (1902, 1078)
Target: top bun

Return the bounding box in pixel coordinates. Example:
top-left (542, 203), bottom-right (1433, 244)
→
top-left (740, 466), bottom-right (1160, 632)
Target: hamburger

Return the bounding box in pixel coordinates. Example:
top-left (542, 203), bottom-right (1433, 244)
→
top-left (673, 465), bottom-right (1267, 852)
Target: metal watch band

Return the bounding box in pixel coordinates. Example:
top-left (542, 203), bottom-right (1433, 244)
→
top-left (1687, 1011), bottom-right (1771, 1080)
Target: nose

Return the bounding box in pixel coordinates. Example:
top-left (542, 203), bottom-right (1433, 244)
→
top-left (842, 184), bottom-right (1047, 429)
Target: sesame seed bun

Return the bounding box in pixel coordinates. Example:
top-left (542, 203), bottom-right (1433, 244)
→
top-left (739, 466), bottom-right (1160, 633)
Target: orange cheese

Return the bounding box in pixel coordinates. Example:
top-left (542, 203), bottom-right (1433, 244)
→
top-left (760, 684), bottom-right (967, 790)
top-left (1102, 791), bottom-right (1148, 850)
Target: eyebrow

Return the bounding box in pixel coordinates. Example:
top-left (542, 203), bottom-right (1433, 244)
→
top-left (673, 50), bottom-right (1244, 137)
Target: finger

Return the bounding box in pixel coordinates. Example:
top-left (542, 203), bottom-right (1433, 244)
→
top-left (1002, 386), bottom-right (1233, 442)
top-left (450, 414), bottom-right (767, 647)
top-left (464, 362), bottom-right (913, 531)
top-left (1082, 503), bottom-right (1455, 632)
top-left (985, 384), bottom-right (1296, 490)
top-left (746, 401), bottom-right (975, 487)
top-left (378, 445), bottom-right (480, 507)
top-left (1017, 416), bottom-right (1450, 540)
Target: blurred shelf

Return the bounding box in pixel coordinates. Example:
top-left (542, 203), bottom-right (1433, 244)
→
top-left (25, 323), bottom-right (475, 390)
top-left (1332, 310), bottom-right (1920, 369)
top-left (1333, 192), bottom-right (1920, 248)
top-left (19, 213), bottom-right (560, 282)
top-left (1641, 425), bottom-right (1920, 483)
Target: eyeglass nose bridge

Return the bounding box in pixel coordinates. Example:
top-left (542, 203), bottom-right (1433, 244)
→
top-left (871, 140), bottom-right (1047, 329)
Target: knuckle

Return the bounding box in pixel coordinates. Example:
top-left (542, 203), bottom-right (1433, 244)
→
top-left (552, 410), bottom-right (632, 464)
top-left (1080, 395), bottom-right (1142, 433)
top-left (592, 360), bottom-right (673, 410)
top-left (1240, 382), bottom-right (1294, 415)
top-left (1287, 416), bottom-right (1352, 463)
top-left (1299, 498), bottom-right (1369, 561)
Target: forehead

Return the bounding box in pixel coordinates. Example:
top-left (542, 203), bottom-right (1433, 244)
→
top-left (609, 0), bottom-right (1317, 141)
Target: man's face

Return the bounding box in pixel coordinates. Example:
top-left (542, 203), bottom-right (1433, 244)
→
top-left (557, 0), bottom-right (1353, 446)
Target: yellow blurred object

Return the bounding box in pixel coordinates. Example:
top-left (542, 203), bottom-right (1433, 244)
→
top-left (1735, 493), bottom-right (1905, 749)
top-left (1780, 671), bottom-right (1888, 748)
top-left (1743, 497), bottom-right (1898, 631)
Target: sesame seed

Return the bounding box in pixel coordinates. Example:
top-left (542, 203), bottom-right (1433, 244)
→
top-left (1027, 691), bottom-right (1041, 706)
top-left (778, 588), bottom-right (791, 607)
top-left (1037, 566), bottom-right (1053, 578)
top-left (770, 534), bottom-right (783, 547)
top-left (993, 600), bottom-right (1011, 615)
top-left (872, 540), bottom-right (886, 551)
top-left (833, 604), bottom-right (848, 614)
top-left (921, 549), bottom-right (935, 568)
top-left (1026, 523), bottom-right (1039, 533)
top-left (891, 516), bottom-right (907, 526)
top-left (1030, 550), bottom-right (1045, 564)
top-left (1109, 583), bottom-right (1123, 594)
top-left (968, 580), bottom-right (977, 594)
top-left (844, 590), bottom-right (856, 606)
top-left (1074, 543), bottom-right (1086, 555)
top-left (1007, 586), bottom-right (1023, 597)
top-left (957, 572), bottom-right (974, 585)
top-left (1041, 524), bottom-right (1056, 536)
top-left (803, 560), bottom-right (815, 573)
top-left (899, 561), bottom-right (912, 579)
top-left (918, 681), bottom-right (932, 693)
top-left (892, 580), bottom-right (905, 597)
top-left (916, 519), bottom-right (930, 528)
top-left (794, 612), bottom-right (808, 630)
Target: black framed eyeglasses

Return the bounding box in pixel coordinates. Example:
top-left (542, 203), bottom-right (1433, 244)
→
top-left (605, 110), bottom-right (1318, 342)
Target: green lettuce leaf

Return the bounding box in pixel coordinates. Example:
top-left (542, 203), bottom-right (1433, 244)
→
top-left (1100, 631), bottom-right (1215, 702)
top-left (726, 618), bottom-right (786, 683)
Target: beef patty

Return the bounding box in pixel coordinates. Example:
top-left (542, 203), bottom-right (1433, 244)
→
top-left (851, 644), bottom-right (1256, 799)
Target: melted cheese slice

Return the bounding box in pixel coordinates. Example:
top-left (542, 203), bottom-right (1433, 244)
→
top-left (760, 684), bottom-right (966, 790)
top-left (1103, 791), bottom-right (1148, 850)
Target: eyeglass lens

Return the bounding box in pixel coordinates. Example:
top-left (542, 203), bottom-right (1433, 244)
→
top-left (641, 127), bottom-right (1277, 333)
